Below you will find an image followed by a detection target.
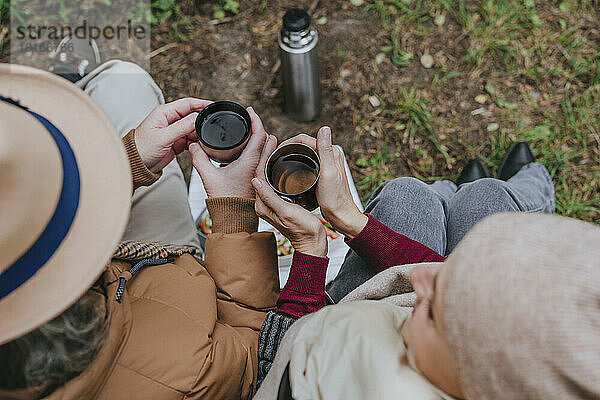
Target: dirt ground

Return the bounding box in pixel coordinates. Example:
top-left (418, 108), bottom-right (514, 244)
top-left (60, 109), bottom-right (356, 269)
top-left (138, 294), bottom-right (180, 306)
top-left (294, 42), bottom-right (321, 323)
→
top-left (153, 0), bottom-right (465, 183)
top-left (149, 0), bottom-right (598, 224)
top-left (1, 0), bottom-right (598, 221)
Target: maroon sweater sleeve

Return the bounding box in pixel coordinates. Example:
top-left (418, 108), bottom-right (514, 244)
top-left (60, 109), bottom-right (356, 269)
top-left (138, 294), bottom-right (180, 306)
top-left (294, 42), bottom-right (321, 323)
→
top-left (276, 252), bottom-right (328, 319)
top-left (346, 213), bottom-right (445, 272)
top-left (276, 213), bottom-right (445, 319)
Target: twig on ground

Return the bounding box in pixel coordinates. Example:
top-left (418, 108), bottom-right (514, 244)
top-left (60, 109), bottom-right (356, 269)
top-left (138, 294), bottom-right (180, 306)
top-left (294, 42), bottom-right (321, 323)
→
top-left (308, 0), bottom-right (320, 15)
top-left (405, 158), bottom-right (423, 179)
top-left (261, 58), bottom-right (281, 94)
top-left (555, 41), bottom-right (571, 61)
top-left (592, 132), bottom-right (600, 150)
top-left (454, 29), bottom-right (472, 46)
top-left (146, 43), bottom-right (178, 59)
top-left (0, 26), bottom-right (7, 44)
top-left (208, 17), bottom-right (233, 25)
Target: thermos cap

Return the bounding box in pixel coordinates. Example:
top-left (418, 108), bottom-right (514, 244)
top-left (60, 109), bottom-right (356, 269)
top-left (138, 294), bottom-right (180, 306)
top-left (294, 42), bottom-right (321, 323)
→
top-left (283, 8), bottom-right (310, 32)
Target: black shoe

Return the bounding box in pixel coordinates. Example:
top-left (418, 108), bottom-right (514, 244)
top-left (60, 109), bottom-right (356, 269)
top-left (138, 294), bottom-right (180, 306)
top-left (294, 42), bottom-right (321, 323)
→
top-left (497, 142), bottom-right (534, 181)
top-left (50, 36), bottom-right (100, 83)
top-left (456, 159), bottom-right (491, 186)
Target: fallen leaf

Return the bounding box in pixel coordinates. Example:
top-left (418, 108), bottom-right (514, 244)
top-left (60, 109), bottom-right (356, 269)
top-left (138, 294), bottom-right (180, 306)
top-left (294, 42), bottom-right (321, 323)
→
top-left (434, 14), bottom-right (445, 26)
top-left (487, 123), bottom-right (499, 132)
top-left (475, 94), bottom-right (487, 104)
top-left (420, 53), bottom-right (434, 69)
top-left (368, 95), bottom-right (381, 107)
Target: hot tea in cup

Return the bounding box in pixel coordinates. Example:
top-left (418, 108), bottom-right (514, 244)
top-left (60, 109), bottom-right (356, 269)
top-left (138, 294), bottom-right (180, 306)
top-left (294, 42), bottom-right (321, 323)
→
top-left (266, 143), bottom-right (320, 211)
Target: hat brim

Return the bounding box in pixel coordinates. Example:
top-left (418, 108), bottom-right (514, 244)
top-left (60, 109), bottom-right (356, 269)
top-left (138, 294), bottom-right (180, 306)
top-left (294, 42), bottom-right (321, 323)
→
top-left (0, 64), bottom-right (131, 344)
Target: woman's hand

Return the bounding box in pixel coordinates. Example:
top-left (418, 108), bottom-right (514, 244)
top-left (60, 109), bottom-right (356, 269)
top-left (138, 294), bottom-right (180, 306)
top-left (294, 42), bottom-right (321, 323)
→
top-left (252, 136), bottom-right (328, 258)
top-left (135, 98), bottom-right (212, 173)
top-left (281, 127), bottom-right (368, 239)
top-left (189, 107), bottom-right (267, 198)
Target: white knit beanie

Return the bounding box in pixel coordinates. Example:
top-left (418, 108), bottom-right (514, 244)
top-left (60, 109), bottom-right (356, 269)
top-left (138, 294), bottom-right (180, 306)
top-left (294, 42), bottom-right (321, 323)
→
top-left (442, 213), bottom-right (600, 399)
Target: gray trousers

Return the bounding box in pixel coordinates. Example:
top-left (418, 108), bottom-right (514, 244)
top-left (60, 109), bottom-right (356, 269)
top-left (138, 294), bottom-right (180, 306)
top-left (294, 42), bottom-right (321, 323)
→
top-left (76, 60), bottom-right (200, 249)
top-left (328, 162), bottom-right (555, 302)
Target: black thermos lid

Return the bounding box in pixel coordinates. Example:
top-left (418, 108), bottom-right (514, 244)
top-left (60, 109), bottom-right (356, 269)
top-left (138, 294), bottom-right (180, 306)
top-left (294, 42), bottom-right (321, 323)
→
top-left (283, 8), bottom-right (310, 32)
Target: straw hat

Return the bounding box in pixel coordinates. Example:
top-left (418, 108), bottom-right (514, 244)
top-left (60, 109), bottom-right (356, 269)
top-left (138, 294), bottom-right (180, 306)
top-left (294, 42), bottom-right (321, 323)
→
top-left (0, 64), bottom-right (131, 345)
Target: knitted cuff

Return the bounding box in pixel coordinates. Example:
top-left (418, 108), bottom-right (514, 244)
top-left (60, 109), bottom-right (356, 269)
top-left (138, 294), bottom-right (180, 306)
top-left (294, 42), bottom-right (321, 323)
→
top-left (205, 197), bottom-right (259, 234)
top-left (122, 129), bottom-right (162, 190)
top-left (345, 213), bottom-right (398, 269)
top-left (257, 311), bottom-right (295, 389)
top-left (285, 252), bottom-right (329, 295)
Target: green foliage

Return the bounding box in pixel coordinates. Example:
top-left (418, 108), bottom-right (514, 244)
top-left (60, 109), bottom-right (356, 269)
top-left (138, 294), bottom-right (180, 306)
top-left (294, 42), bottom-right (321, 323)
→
top-left (213, 0), bottom-right (239, 21)
top-left (126, 0), bottom-right (191, 40)
top-left (380, 30), bottom-right (413, 67)
top-left (366, 0), bottom-right (432, 26)
top-left (352, 0), bottom-right (599, 221)
top-left (461, 0), bottom-right (534, 68)
top-left (0, 0), bottom-right (9, 24)
top-left (395, 86), bottom-right (452, 165)
top-left (333, 45), bottom-right (351, 62)
top-left (480, 86), bottom-right (600, 221)
top-left (355, 144), bottom-right (395, 199)
top-left (0, 0), bottom-right (9, 52)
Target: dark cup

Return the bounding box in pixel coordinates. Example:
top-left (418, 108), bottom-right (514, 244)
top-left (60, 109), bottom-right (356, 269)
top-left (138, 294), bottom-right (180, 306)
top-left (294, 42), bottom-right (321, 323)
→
top-left (195, 101), bottom-right (252, 163)
top-left (265, 143), bottom-right (320, 211)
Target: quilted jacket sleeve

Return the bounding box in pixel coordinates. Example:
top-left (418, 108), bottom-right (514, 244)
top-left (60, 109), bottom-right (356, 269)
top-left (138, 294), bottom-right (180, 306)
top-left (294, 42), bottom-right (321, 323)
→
top-left (203, 197), bottom-right (280, 331)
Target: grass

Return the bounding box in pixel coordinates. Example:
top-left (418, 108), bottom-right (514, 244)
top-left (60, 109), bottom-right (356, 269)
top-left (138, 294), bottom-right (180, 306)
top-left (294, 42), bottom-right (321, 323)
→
top-left (353, 0), bottom-right (599, 222)
top-left (1, 0), bottom-right (597, 222)
top-left (394, 86), bottom-right (452, 166)
top-left (355, 142), bottom-right (396, 199)
top-left (0, 0), bottom-right (9, 51)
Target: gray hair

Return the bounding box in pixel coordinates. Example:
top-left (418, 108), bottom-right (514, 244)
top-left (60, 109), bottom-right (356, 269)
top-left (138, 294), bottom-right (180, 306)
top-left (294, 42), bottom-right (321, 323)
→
top-left (0, 286), bottom-right (108, 394)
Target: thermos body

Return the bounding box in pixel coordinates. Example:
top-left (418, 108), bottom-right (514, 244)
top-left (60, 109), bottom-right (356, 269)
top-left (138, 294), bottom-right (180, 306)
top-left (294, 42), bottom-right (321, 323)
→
top-left (279, 9), bottom-right (321, 122)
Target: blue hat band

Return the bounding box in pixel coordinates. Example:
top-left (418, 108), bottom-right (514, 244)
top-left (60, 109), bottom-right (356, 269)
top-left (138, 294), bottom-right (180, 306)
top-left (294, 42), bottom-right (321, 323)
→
top-left (0, 96), bottom-right (81, 299)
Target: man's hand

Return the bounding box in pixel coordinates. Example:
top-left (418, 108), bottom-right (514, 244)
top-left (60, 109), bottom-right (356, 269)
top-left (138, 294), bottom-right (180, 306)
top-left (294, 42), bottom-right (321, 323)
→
top-left (252, 136), bottom-right (328, 258)
top-left (189, 107), bottom-right (267, 199)
top-left (281, 127), bottom-right (368, 239)
top-left (135, 98), bottom-right (212, 173)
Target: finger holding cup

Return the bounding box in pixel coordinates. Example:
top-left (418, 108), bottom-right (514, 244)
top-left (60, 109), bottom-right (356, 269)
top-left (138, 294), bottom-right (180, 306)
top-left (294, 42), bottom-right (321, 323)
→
top-left (313, 126), bottom-right (367, 239)
top-left (253, 136), bottom-right (327, 257)
top-left (282, 127), bottom-right (367, 239)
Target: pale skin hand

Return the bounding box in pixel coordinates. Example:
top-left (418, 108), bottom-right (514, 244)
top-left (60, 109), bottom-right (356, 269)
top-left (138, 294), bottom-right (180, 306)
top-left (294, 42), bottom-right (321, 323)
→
top-left (189, 107), bottom-right (267, 199)
top-left (251, 135), bottom-right (328, 258)
top-left (280, 127), bottom-right (368, 239)
top-left (134, 98), bottom-right (213, 173)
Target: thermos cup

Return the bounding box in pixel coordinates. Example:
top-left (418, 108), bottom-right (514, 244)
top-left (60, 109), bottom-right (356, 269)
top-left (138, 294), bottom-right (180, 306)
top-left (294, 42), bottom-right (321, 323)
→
top-left (265, 143), bottom-right (320, 211)
top-left (194, 101), bottom-right (252, 164)
top-left (278, 8), bottom-right (321, 122)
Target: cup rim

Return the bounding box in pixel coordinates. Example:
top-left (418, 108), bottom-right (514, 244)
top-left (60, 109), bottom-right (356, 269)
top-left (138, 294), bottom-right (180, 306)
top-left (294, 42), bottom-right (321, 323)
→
top-left (265, 142), bottom-right (321, 197)
top-left (195, 101), bottom-right (251, 151)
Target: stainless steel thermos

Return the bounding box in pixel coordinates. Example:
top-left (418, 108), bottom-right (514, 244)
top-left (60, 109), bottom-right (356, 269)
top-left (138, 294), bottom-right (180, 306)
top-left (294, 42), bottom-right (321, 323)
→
top-left (278, 8), bottom-right (321, 122)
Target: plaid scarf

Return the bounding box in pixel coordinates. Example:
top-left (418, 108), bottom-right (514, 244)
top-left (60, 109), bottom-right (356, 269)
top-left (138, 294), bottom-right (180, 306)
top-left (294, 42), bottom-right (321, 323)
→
top-left (112, 240), bottom-right (198, 262)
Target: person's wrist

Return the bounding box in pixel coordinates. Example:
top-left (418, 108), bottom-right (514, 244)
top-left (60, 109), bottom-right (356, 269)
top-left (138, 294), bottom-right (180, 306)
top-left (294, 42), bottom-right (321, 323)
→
top-left (205, 181), bottom-right (254, 199)
top-left (331, 206), bottom-right (368, 240)
top-left (133, 129), bottom-right (154, 172)
top-left (292, 226), bottom-right (328, 257)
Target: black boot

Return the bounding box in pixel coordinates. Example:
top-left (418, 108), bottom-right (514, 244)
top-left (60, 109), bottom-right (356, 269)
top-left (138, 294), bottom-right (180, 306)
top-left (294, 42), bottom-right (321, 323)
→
top-left (456, 159), bottom-right (490, 186)
top-left (497, 142), bottom-right (534, 181)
